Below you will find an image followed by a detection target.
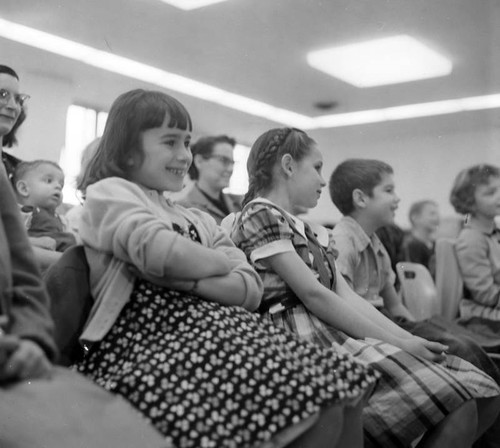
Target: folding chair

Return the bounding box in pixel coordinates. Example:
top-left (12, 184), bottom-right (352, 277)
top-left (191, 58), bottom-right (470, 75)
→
top-left (396, 262), bottom-right (439, 320)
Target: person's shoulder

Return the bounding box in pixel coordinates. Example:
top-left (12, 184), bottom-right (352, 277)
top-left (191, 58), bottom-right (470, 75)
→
top-left (87, 177), bottom-right (143, 197)
top-left (330, 216), bottom-right (357, 238)
top-left (457, 225), bottom-right (483, 240)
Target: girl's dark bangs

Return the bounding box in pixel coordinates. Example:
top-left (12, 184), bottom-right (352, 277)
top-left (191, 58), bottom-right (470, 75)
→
top-left (165, 99), bottom-right (192, 131)
top-left (137, 93), bottom-right (192, 132)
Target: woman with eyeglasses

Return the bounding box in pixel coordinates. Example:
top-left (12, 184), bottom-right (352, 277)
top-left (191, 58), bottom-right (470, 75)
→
top-left (0, 65), bottom-right (30, 178)
top-left (0, 65), bottom-right (62, 271)
top-left (176, 135), bottom-right (243, 224)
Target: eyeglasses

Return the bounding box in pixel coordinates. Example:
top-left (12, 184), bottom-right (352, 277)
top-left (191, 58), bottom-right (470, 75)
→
top-left (0, 89), bottom-right (30, 107)
top-left (206, 155), bottom-right (235, 168)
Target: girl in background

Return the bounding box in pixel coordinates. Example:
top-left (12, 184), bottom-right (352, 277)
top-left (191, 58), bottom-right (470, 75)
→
top-left (75, 89), bottom-right (378, 448)
top-left (229, 127), bottom-right (500, 448)
top-left (451, 164), bottom-right (500, 321)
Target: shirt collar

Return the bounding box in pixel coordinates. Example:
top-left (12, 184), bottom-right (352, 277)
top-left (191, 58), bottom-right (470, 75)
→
top-left (465, 218), bottom-right (498, 236)
top-left (338, 216), bottom-right (384, 253)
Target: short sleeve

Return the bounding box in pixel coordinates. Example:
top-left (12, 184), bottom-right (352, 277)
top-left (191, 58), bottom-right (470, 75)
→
top-left (231, 203), bottom-right (295, 265)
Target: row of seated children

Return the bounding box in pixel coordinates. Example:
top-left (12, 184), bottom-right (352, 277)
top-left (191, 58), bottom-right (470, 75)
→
top-left (5, 63), bottom-right (500, 446)
top-left (46, 88), bottom-right (500, 447)
top-left (2, 64), bottom-right (371, 448)
top-left (373, 166), bottom-right (500, 337)
top-left (225, 130), bottom-right (500, 448)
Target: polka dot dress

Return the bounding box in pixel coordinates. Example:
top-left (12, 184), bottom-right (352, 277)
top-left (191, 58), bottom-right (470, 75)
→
top-left (77, 225), bottom-right (378, 448)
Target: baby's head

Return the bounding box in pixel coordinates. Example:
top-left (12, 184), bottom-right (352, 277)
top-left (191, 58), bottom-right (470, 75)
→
top-left (408, 200), bottom-right (440, 235)
top-left (13, 160), bottom-right (65, 211)
top-left (78, 89), bottom-right (192, 193)
top-left (329, 158), bottom-right (397, 227)
top-left (450, 164), bottom-right (500, 219)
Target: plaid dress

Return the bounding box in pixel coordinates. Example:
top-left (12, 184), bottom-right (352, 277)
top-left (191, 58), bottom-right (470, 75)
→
top-left (231, 200), bottom-right (500, 448)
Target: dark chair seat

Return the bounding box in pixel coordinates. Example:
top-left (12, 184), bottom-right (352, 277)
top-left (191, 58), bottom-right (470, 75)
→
top-left (43, 245), bottom-right (93, 366)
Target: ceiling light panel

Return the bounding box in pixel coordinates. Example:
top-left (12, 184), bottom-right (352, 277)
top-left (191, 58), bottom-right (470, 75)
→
top-left (159, 0), bottom-right (231, 10)
top-left (1, 19), bottom-right (498, 128)
top-left (307, 35), bottom-right (453, 87)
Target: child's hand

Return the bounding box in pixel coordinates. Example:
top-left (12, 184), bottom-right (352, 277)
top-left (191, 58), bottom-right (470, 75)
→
top-left (29, 236), bottom-right (57, 251)
top-left (399, 336), bottom-right (448, 363)
top-left (0, 338), bottom-right (52, 382)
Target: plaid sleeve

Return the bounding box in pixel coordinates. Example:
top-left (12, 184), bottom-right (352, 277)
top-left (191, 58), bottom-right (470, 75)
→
top-left (232, 203), bottom-right (295, 264)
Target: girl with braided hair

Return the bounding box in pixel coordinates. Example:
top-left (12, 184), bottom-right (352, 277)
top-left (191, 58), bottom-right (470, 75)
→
top-left (74, 89), bottom-right (378, 448)
top-left (229, 127), bottom-right (500, 448)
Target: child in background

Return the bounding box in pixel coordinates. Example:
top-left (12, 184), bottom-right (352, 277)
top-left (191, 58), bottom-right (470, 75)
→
top-left (13, 160), bottom-right (76, 252)
top-left (75, 89), bottom-right (377, 448)
top-left (401, 200), bottom-right (440, 277)
top-left (229, 128), bottom-right (500, 448)
top-left (451, 164), bottom-right (500, 321)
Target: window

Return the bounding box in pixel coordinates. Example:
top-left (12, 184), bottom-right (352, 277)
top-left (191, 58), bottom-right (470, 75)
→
top-left (228, 144), bottom-right (250, 195)
top-left (60, 105), bottom-right (108, 204)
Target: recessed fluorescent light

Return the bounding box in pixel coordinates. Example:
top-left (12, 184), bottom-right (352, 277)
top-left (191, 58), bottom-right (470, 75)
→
top-left (1, 19), bottom-right (499, 129)
top-left (313, 94), bottom-right (500, 128)
top-left (0, 18), bottom-right (314, 129)
top-left (307, 35), bottom-right (453, 87)
top-left (159, 0), bottom-right (230, 10)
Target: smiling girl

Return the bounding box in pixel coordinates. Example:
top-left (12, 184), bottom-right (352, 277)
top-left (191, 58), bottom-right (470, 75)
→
top-left (74, 89), bottom-right (378, 448)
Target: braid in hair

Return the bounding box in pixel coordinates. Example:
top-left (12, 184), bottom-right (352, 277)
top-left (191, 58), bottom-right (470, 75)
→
top-left (243, 128), bottom-right (293, 207)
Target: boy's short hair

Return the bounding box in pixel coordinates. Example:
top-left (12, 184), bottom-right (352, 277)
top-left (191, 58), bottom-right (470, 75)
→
top-left (450, 164), bottom-right (500, 215)
top-left (408, 200), bottom-right (437, 225)
top-left (13, 160), bottom-right (64, 188)
top-left (329, 158), bottom-right (393, 215)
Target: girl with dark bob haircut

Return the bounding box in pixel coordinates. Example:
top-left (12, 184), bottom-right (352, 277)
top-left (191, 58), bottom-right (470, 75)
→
top-left (75, 89), bottom-right (377, 448)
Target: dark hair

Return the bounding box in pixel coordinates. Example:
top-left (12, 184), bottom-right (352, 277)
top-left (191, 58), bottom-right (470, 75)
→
top-left (188, 134), bottom-right (236, 180)
top-left (78, 89), bottom-right (192, 192)
top-left (0, 65), bottom-right (27, 148)
top-left (13, 159), bottom-right (63, 187)
top-left (243, 128), bottom-right (316, 207)
top-left (450, 164), bottom-right (500, 215)
top-left (329, 158), bottom-right (393, 215)
top-left (408, 200), bottom-right (438, 225)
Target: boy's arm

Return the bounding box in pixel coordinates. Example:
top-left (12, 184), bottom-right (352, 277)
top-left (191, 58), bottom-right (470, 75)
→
top-left (380, 282), bottom-right (415, 321)
top-left (328, 231), bottom-right (359, 289)
top-left (377, 242), bottom-right (416, 321)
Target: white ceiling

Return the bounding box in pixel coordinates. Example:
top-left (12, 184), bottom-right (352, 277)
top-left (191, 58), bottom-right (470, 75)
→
top-left (1, 0), bottom-right (499, 147)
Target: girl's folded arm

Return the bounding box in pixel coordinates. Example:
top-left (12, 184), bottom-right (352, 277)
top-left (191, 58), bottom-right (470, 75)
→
top-left (79, 179), bottom-right (230, 279)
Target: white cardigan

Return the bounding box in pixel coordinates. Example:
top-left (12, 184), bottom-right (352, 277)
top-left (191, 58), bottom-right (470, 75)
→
top-left (78, 177), bottom-right (263, 345)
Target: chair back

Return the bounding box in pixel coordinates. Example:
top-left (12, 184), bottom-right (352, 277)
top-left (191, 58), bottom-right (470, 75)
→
top-left (435, 238), bottom-right (463, 320)
top-left (396, 262), bottom-right (439, 320)
top-left (43, 245), bottom-right (93, 366)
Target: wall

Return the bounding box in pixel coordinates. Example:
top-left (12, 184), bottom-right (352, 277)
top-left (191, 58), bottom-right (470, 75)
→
top-left (308, 117), bottom-right (500, 229)
top-left (6, 70), bottom-right (73, 163)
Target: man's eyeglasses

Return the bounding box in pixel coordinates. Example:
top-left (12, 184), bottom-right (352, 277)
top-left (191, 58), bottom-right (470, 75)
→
top-left (0, 89), bottom-right (30, 108)
top-left (206, 155), bottom-right (235, 168)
